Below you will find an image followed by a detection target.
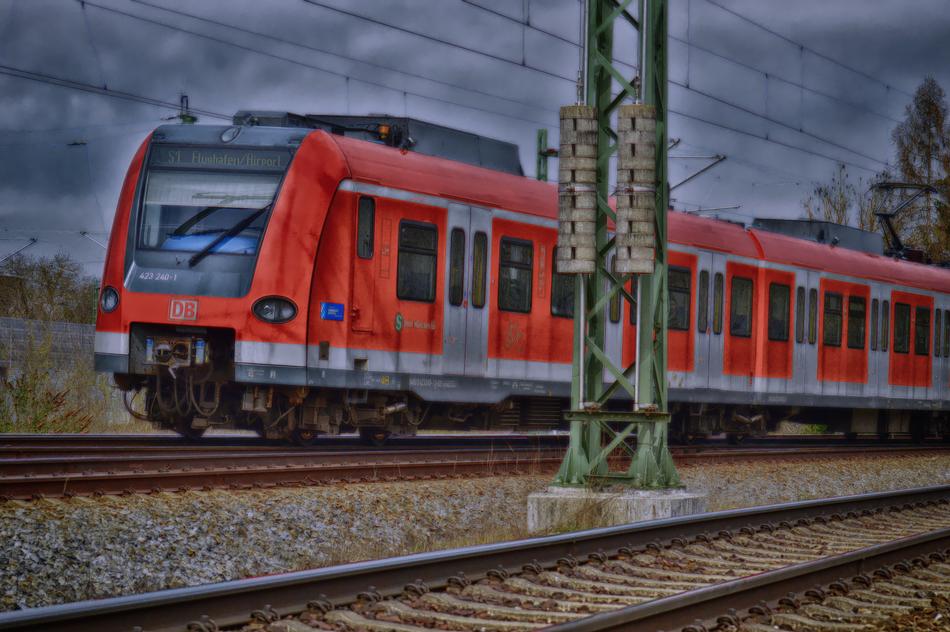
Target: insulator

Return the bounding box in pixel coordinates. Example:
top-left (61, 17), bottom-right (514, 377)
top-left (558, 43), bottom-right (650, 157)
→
top-left (557, 105), bottom-right (598, 274)
top-left (615, 103), bottom-right (656, 274)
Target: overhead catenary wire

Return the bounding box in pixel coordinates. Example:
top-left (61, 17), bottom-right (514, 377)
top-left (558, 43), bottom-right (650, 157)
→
top-left (299, 0), bottom-right (577, 83)
top-left (456, 0), bottom-right (893, 171)
top-left (669, 108), bottom-right (882, 174)
top-left (1, 0), bottom-right (915, 252)
top-left (79, 0), bottom-right (108, 89)
top-left (23, 1), bottom-right (893, 177)
top-left (701, 0), bottom-right (914, 99)
top-left (670, 79), bottom-right (890, 169)
top-left (668, 33), bottom-right (901, 126)
top-left (459, 0), bottom-right (903, 126)
top-left (122, 0), bottom-right (564, 120)
top-left (0, 64), bottom-right (232, 120)
top-left (78, 1), bottom-right (559, 130)
top-left (111, 0), bottom-right (890, 174)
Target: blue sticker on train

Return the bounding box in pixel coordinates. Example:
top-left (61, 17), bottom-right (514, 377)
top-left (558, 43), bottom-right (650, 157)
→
top-left (320, 302), bottom-right (345, 321)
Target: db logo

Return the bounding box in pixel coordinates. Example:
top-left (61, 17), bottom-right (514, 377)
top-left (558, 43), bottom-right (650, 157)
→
top-left (169, 298), bottom-right (198, 321)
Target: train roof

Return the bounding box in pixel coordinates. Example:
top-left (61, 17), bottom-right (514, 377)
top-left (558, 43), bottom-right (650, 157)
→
top-left (326, 130), bottom-right (950, 295)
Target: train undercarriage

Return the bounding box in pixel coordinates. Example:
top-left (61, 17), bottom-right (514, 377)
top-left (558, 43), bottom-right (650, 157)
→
top-left (115, 369), bottom-right (950, 446)
top-left (114, 324), bottom-right (949, 444)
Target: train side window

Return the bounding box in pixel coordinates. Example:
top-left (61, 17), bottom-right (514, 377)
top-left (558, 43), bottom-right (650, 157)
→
top-left (822, 292), bottom-right (843, 346)
top-left (914, 306), bottom-right (930, 356)
top-left (356, 197), bottom-right (375, 259)
top-left (808, 288), bottom-right (818, 344)
top-left (551, 248), bottom-right (575, 318)
top-left (767, 283), bottom-right (790, 341)
top-left (795, 286), bottom-right (805, 343)
top-left (498, 237), bottom-right (533, 313)
top-left (396, 220), bottom-right (438, 302)
top-left (847, 296), bottom-right (866, 349)
top-left (629, 276), bottom-right (639, 326)
top-left (472, 232), bottom-right (487, 309)
top-left (893, 302), bottom-right (910, 353)
top-left (713, 273), bottom-right (723, 334)
top-left (669, 267), bottom-right (691, 330)
top-left (729, 276), bottom-right (753, 337)
top-left (870, 299), bottom-right (879, 351)
top-left (882, 300), bottom-right (890, 352)
top-left (698, 270), bottom-right (709, 333)
top-left (944, 310), bottom-right (950, 357)
top-left (936, 309), bottom-right (943, 358)
top-left (448, 228), bottom-right (465, 306)
top-left (608, 257), bottom-right (621, 323)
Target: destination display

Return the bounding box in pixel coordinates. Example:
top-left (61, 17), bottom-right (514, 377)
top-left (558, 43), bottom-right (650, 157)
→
top-left (149, 146), bottom-right (291, 172)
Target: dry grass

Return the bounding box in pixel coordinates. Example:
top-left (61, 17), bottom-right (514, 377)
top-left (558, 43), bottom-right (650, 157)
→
top-left (0, 328), bottom-right (150, 434)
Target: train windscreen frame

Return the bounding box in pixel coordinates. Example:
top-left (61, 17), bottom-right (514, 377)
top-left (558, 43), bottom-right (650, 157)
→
top-left (125, 144), bottom-right (294, 298)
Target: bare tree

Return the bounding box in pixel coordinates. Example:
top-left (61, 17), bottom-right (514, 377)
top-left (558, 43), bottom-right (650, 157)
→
top-left (803, 163), bottom-right (854, 226)
top-left (0, 253), bottom-right (98, 324)
top-left (891, 76), bottom-right (950, 260)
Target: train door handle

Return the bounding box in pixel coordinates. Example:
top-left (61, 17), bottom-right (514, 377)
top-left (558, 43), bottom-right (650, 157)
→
top-left (350, 306), bottom-right (360, 320)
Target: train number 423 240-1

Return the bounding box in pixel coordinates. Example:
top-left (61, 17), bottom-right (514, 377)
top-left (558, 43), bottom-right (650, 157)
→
top-left (138, 271), bottom-right (178, 282)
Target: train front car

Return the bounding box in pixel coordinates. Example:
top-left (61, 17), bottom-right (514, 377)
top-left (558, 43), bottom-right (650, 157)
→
top-left (95, 123), bottom-right (343, 443)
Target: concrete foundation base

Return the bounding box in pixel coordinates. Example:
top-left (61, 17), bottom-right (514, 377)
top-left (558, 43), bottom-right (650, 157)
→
top-left (527, 486), bottom-right (708, 533)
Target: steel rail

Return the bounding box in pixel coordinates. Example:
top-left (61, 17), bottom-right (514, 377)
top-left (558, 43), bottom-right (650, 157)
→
top-left (2, 444), bottom-right (944, 476)
top-left (2, 444), bottom-right (945, 499)
top-left (0, 446), bottom-right (566, 476)
top-left (546, 529), bottom-right (950, 631)
top-left (0, 450), bottom-right (562, 499)
top-left (0, 433), bottom-right (569, 450)
top-left (2, 431), bottom-right (942, 455)
top-left (0, 485), bottom-right (946, 632)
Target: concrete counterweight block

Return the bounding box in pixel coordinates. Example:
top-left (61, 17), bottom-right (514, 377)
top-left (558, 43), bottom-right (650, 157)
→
top-left (527, 486), bottom-right (708, 534)
top-left (557, 104), bottom-right (598, 274)
top-left (615, 103), bottom-right (657, 275)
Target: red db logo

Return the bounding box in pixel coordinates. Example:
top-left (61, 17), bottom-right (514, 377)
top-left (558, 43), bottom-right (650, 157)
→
top-left (169, 298), bottom-right (198, 321)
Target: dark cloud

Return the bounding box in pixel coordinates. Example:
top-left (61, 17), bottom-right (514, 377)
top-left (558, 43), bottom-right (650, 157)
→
top-left (1, 0), bottom-right (948, 274)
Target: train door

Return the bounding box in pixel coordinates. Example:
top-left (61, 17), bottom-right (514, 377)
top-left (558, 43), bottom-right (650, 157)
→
top-left (349, 196), bottom-right (377, 333)
top-left (443, 204), bottom-right (490, 376)
top-left (706, 253), bottom-right (727, 394)
top-left (868, 283), bottom-right (887, 403)
top-left (800, 270), bottom-right (821, 401)
top-left (791, 275), bottom-right (809, 397)
top-left (692, 252), bottom-right (714, 391)
top-left (941, 306), bottom-right (950, 394)
top-left (932, 301), bottom-right (948, 400)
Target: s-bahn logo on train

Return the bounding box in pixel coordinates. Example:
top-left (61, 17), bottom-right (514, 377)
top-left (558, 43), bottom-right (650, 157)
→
top-left (168, 298), bottom-right (198, 321)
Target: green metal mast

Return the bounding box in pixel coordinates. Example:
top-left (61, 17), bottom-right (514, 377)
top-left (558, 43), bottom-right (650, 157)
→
top-left (536, 129), bottom-right (550, 181)
top-left (554, 0), bottom-right (679, 489)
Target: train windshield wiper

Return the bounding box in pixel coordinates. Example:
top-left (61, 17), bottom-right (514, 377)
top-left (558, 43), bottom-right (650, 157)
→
top-left (187, 203), bottom-right (272, 268)
top-left (170, 194), bottom-right (272, 237)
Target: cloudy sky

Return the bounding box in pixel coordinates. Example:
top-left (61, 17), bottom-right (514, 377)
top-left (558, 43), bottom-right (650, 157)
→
top-left (1, 0), bottom-right (948, 275)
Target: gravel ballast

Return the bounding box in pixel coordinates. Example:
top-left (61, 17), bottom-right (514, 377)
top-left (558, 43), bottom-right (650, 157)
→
top-left (2, 452), bottom-right (949, 610)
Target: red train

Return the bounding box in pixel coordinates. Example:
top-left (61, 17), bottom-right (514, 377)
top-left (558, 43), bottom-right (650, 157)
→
top-left (94, 113), bottom-right (950, 444)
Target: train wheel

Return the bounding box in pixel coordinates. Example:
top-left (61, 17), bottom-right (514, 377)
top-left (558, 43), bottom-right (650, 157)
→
top-left (174, 417), bottom-right (206, 441)
top-left (291, 428), bottom-right (318, 447)
top-left (359, 427), bottom-right (391, 447)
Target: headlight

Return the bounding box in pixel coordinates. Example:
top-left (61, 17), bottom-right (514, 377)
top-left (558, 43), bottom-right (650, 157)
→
top-left (100, 286), bottom-right (119, 313)
top-left (252, 296), bottom-right (297, 323)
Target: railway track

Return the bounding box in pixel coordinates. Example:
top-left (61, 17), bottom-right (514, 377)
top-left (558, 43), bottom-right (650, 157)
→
top-left (0, 485), bottom-right (946, 631)
top-left (1, 435), bottom-right (947, 500)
